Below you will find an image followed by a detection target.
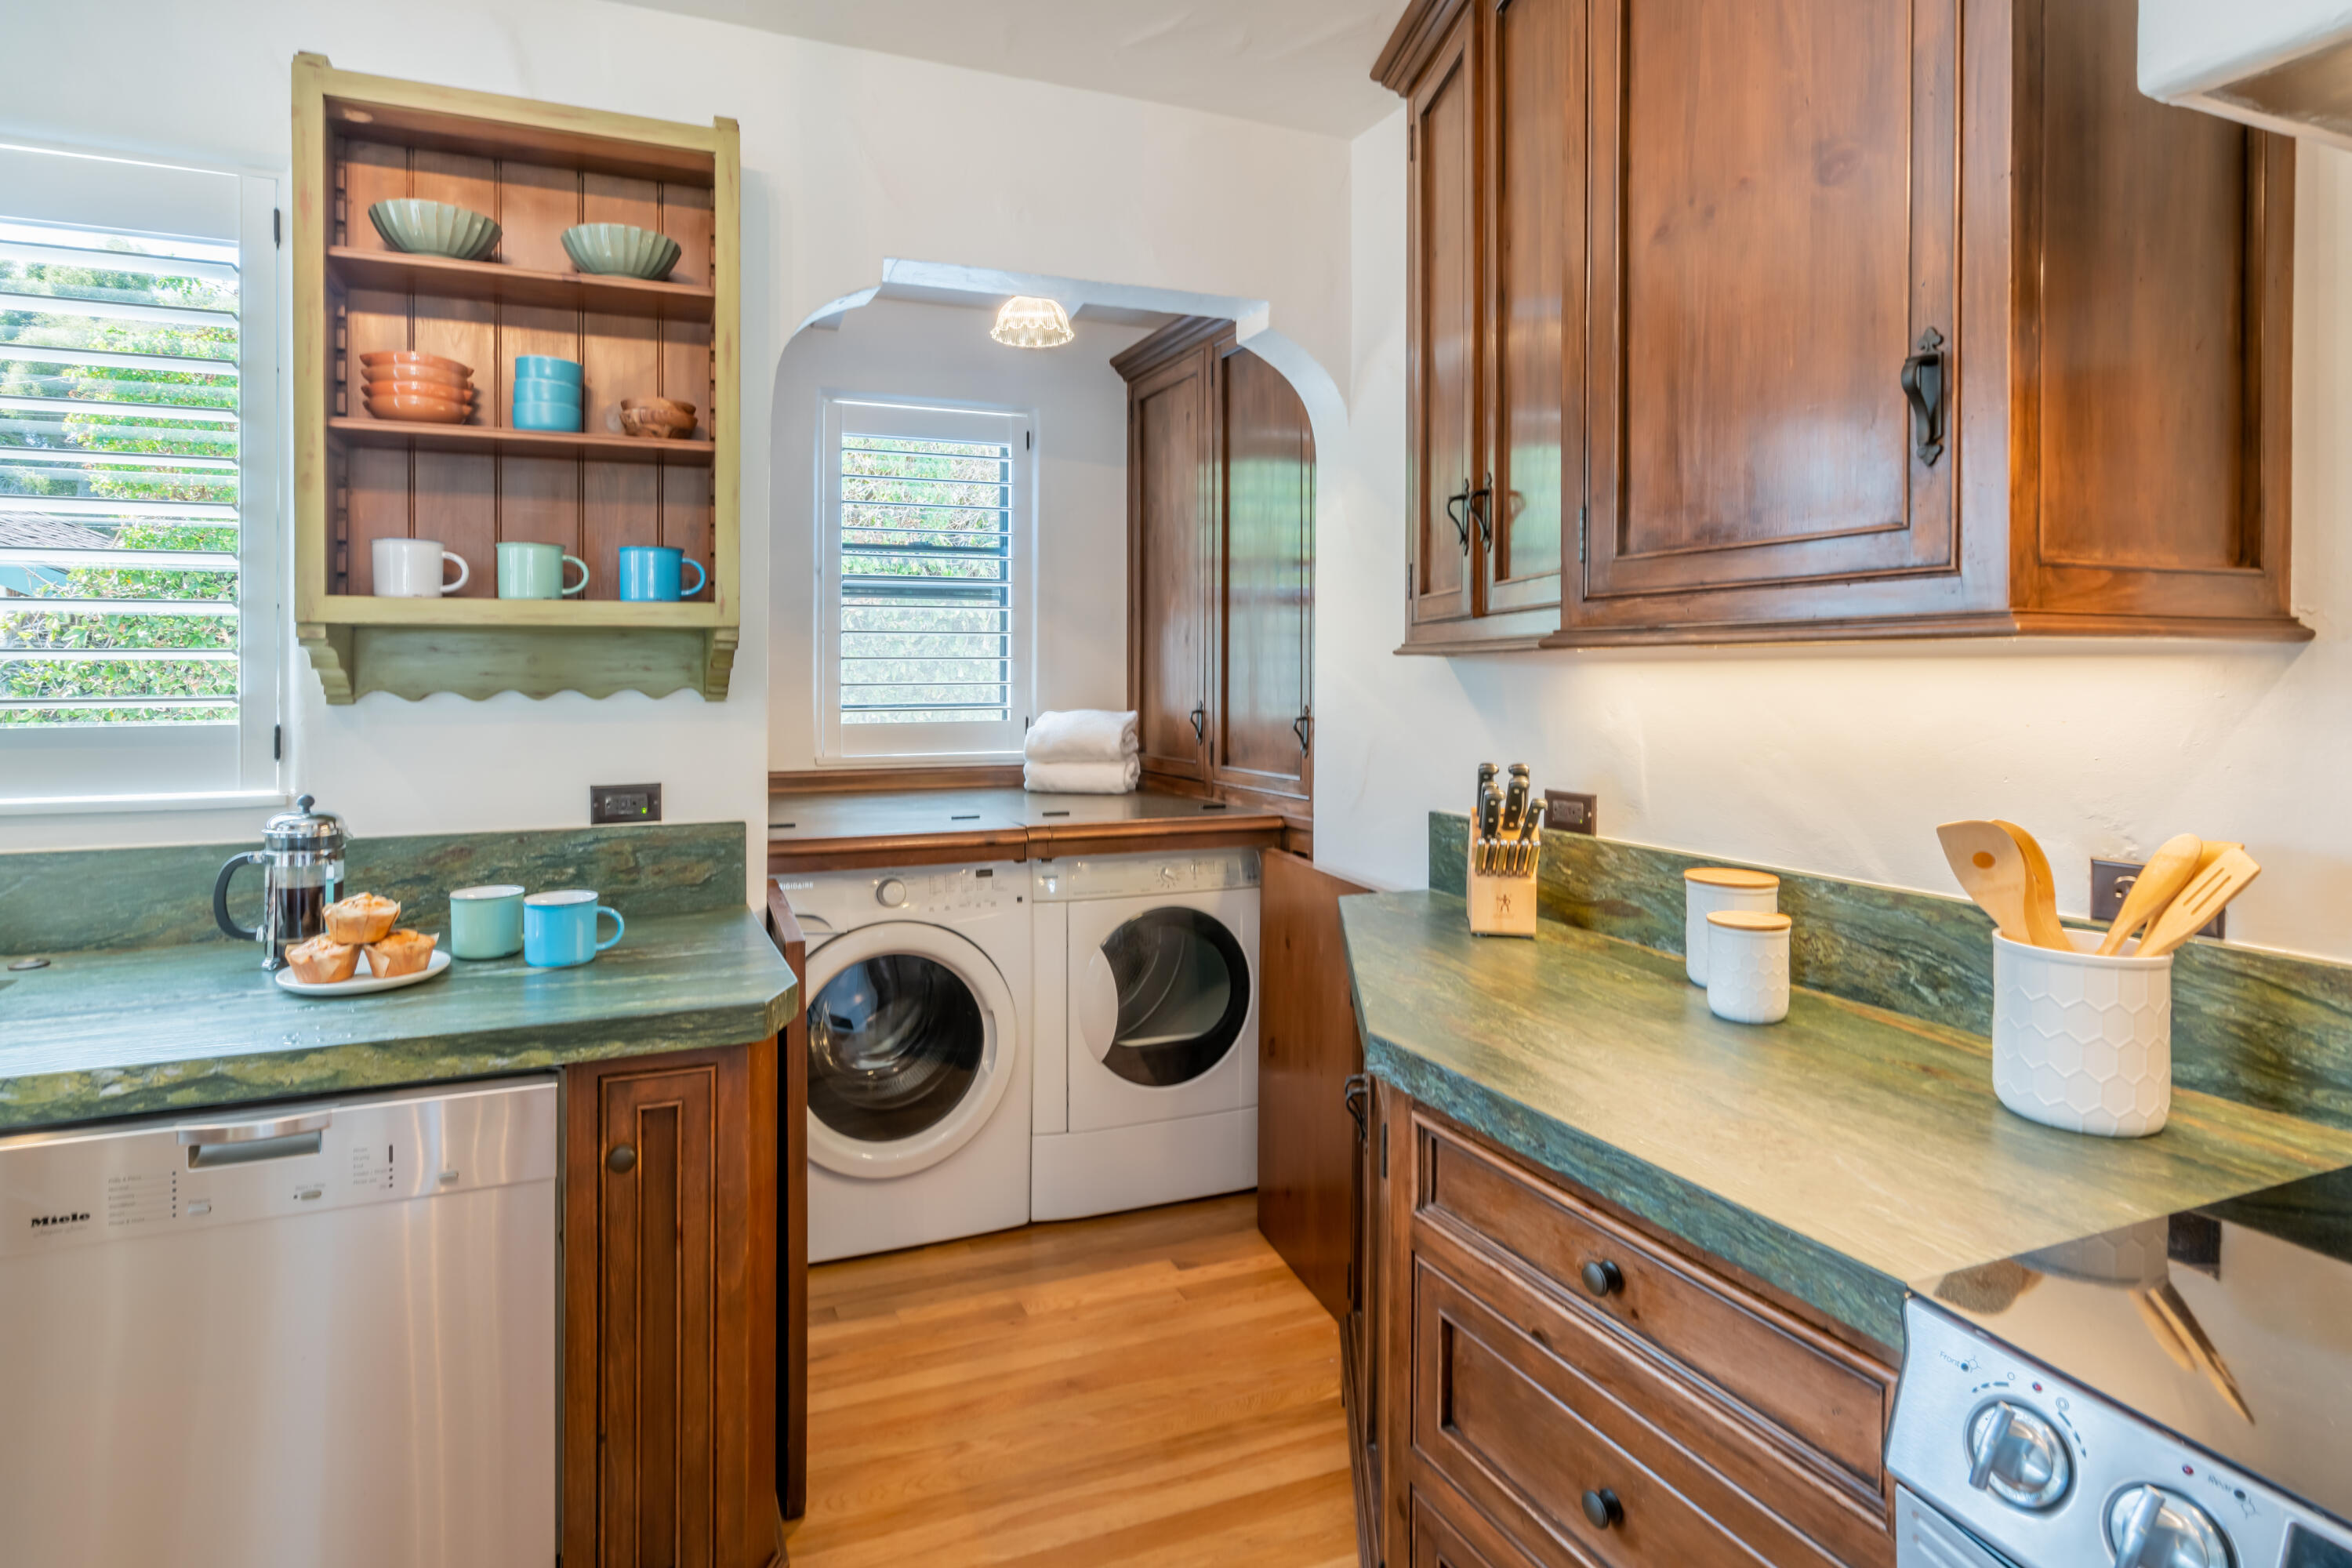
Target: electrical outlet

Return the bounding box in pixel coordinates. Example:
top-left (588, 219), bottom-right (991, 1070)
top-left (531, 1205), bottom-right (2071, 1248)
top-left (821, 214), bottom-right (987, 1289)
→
top-left (2090, 857), bottom-right (2224, 940)
top-left (590, 782), bottom-right (662, 826)
top-left (1542, 790), bottom-right (1597, 836)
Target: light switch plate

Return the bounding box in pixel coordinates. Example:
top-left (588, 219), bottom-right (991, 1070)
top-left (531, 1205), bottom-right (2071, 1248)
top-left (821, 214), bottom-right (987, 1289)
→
top-left (1542, 790), bottom-right (1597, 836)
top-left (2090, 857), bottom-right (2224, 940)
top-left (590, 782), bottom-right (662, 826)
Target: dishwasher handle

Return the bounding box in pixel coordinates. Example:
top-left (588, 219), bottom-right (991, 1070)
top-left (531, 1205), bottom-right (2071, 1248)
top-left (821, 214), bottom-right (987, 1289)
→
top-left (177, 1109), bottom-right (332, 1146)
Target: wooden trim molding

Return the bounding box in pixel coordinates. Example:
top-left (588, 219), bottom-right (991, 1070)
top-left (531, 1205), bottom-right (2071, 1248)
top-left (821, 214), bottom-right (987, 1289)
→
top-left (767, 828), bottom-right (1029, 874)
top-left (1025, 813), bottom-right (1286, 861)
top-left (767, 765), bottom-right (1025, 795)
top-left (1373, 0), bottom-right (1472, 94)
top-left (1110, 315), bottom-right (1236, 384)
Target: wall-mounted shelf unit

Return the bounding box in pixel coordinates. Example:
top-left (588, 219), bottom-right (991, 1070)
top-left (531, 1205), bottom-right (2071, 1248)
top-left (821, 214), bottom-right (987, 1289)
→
top-left (291, 53), bottom-right (741, 703)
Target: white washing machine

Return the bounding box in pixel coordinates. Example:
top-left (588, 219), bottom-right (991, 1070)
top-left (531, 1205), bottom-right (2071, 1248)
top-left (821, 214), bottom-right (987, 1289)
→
top-left (1030, 848), bottom-right (1259, 1221)
top-left (779, 862), bottom-right (1030, 1263)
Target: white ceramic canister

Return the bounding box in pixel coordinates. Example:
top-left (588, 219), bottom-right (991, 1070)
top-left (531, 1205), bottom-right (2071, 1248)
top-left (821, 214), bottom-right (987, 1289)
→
top-left (1705, 909), bottom-right (1791, 1025)
top-left (1991, 930), bottom-right (2172, 1138)
top-left (1684, 867), bottom-right (1780, 985)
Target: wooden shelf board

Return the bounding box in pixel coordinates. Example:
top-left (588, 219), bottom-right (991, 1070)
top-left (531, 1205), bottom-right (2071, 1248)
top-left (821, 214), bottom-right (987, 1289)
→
top-left (310, 595), bottom-right (721, 630)
top-left (328, 246), bottom-right (715, 321)
top-left (328, 416), bottom-right (713, 464)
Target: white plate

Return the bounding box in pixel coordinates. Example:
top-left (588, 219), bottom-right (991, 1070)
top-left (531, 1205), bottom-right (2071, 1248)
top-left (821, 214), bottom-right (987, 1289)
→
top-left (274, 946), bottom-right (451, 997)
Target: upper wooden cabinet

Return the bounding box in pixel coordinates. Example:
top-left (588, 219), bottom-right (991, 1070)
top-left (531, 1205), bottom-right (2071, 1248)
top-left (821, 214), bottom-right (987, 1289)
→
top-left (1375, 0), bottom-right (2303, 646)
top-left (1120, 322), bottom-right (1221, 784)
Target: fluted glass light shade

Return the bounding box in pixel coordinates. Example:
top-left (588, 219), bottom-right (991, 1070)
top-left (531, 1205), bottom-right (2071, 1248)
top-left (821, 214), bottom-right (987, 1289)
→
top-left (991, 295), bottom-right (1075, 349)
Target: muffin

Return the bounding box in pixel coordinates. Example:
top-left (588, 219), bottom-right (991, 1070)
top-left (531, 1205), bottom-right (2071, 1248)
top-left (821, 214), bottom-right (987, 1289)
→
top-left (285, 935), bottom-right (360, 984)
top-left (365, 928), bottom-right (437, 978)
top-left (326, 892), bottom-right (401, 945)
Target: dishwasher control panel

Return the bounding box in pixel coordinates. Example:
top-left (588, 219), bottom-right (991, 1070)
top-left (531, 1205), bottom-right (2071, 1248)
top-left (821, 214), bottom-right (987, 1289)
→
top-left (0, 1079), bottom-right (557, 1258)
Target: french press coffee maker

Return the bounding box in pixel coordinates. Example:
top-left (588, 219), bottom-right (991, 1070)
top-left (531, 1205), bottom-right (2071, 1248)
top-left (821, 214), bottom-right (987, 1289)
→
top-left (212, 794), bottom-right (347, 970)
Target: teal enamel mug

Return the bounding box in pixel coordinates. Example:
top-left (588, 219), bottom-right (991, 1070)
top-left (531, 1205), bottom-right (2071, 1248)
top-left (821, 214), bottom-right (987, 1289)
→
top-left (448, 884), bottom-right (525, 960)
top-left (524, 890), bottom-right (623, 967)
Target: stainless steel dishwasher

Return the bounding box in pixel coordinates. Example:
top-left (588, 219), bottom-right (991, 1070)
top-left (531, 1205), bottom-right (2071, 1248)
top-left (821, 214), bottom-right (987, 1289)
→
top-left (0, 1078), bottom-right (558, 1568)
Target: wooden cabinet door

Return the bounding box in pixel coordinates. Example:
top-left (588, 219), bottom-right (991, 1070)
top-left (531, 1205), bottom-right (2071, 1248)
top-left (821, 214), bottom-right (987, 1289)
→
top-left (1573, 0), bottom-right (1958, 626)
top-left (1129, 346), bottom-right (1215, 780)
top-left (566, 1047), bottom-right (776, 1568)
top-left (1214, 348), bottom-right (1314, 805)
top-left (1479, 0), bottom-right (1581, 628)
top-left (1406, 10), bottom-right (1483, 638)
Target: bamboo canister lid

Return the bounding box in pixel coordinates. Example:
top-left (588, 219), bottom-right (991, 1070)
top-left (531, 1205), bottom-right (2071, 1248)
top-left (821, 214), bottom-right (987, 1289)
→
top-left (1685, 866), bottom-right (1779, 890)
top-left (1707, 909), bottom-right (1791, 933)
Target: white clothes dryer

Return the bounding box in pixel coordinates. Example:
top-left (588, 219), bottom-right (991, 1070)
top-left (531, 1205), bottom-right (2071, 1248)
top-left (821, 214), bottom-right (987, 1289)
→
top-left (779, 862), bottom-right (1030, 1263)
top-left (1030, 848), bottom-right (1258, 1221)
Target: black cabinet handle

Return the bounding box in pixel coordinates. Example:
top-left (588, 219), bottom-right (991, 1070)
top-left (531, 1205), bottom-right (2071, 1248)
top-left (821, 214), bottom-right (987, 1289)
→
top-left (1901, 328), bottom-right (1947, 468)
top-left (1443, 480), bottom-right (1472, 551)
top-left (1342, 1073), bottom-right (1369, 1139)
top-left (1581, 1258), bottom-right (1624, 1298)
top-left (1471, 470), bottom-right (1494, 550)
top-left (1189, 703), bottom-right (1207, 743)
top-left (1581, 1489), bottom-right (1624, 1530)
top-left (606, 1144), bottom-right (637, 1174)
top-left (1293, 711), bottom-right (1312, 755)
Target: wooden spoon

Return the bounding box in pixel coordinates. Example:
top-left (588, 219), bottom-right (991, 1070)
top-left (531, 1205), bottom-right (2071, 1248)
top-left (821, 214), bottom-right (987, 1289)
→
top-left (1993, 821), bottom-right (2074, 951)
top-left (1936, 821), bottom-right (2040, 945)
top-left (2096, 833), bottom-right (2204, 956)
top-left (2139, 847), bottom-right (2262, 958)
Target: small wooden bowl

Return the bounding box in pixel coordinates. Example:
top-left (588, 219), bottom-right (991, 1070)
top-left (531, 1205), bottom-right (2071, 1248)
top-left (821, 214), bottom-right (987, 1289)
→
top-left (619, 406), bottom-right (690, 439)
top-left (365, 394), bottom-right (473, 425)
top-left (360, 350), bottom-right (472, 379)
top-left (621, 396), bottom-right (696, 423)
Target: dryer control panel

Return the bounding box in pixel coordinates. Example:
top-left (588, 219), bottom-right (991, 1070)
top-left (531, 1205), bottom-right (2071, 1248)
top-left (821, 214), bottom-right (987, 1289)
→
top-left (1031, 849), bottom-right (1261, 902)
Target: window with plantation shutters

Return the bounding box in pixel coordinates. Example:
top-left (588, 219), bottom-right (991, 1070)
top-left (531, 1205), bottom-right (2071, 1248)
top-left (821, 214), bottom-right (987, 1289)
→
top-left (818, 397), bottom-right (1033, 760)
top-left (0, 143), bottom-right (279, 805)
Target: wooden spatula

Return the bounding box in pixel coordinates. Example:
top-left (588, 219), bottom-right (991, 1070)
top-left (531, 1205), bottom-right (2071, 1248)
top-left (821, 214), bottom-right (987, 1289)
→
top-left (2139, 847), bottom-right (2262, 958)
top-left (1937, 821), bottom-right (2042, 946)
top-left (1994, 821), bottom-right (2074, 951)
top-left (2096, 833), bottom-right (2204, 956)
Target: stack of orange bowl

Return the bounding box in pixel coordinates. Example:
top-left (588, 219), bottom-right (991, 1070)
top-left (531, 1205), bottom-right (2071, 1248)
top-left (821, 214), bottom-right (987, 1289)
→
top-left (359, 350), bottom-right (477, 425)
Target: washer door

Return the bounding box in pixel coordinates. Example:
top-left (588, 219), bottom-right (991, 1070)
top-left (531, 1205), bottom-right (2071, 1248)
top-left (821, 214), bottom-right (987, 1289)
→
top-left (806, 923), bottom-right (1017, 1178)
top-left (1078, 906), bottom-right (1252, 1088)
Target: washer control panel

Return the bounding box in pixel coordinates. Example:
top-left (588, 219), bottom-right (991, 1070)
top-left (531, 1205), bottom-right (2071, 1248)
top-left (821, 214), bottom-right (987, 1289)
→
top-left (856, 866), bottom-right (1014, 914)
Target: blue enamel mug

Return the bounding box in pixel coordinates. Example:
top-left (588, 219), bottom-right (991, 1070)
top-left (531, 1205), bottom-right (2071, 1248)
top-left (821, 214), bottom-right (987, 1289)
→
top-left (618, 545), bottom-right (708, 601)
top-left (523, 890), bottom-right (624, 967)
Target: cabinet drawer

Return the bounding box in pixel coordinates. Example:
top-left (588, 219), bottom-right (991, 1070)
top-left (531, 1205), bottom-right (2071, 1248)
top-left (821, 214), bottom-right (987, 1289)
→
top-left (1414, 1259), bottom-right (1841, 1568)
top-left (1417, 1119), bottom-right (1891, 1494)
top-left (1411, 1483), bottom-right (1539, 1568)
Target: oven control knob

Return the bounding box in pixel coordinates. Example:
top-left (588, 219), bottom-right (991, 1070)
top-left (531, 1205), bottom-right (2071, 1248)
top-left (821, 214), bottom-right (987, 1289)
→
top-left (1965, 1400), bottom-right (2072, 1510)
top-left (876, 877), bottom-right (908, 909)
top-left (2107, 1486), bottom-right (2230, 1568)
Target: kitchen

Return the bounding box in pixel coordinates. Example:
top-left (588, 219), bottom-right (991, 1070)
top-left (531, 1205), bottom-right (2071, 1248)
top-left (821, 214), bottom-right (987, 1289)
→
top-left (6, 1), bottom-right (2352, 1566)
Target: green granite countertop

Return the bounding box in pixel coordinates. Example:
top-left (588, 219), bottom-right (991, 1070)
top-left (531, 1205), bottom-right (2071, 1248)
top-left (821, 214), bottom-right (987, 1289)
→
top-left (0, 910), bottom-right (796, 1132)
top-left (1343, 891), bottom-right (2352, 1352)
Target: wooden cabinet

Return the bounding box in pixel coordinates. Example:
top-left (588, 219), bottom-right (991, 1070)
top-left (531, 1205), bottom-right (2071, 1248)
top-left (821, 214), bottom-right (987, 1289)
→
top-left (1375, 0), bottom-right (2302, 646)
top-left (1365, 1088), bottom-right (1897, 1568)
top-left (565, 1044), bottom-right (779, 1568)
top-left (1116, 322), bottom-right (1316, 812)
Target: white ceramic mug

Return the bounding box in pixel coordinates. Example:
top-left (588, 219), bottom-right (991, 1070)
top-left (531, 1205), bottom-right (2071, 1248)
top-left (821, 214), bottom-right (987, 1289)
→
top-left (372, 536), bottom-right (470, 597)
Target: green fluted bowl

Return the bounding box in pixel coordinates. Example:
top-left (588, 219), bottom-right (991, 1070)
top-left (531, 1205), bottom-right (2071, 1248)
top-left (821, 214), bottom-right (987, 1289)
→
top-left (367, 199), bottom-right (501, 261)
top-left (561, 223), bottom-right (681, 281)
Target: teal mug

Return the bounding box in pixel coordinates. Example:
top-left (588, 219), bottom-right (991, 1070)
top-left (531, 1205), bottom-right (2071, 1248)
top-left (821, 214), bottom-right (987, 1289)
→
top-left (524, 890), bottom-right (623, 967)
top-left (448, 884), bottom-right (525, 960)
top-left (497, 540), bottom-right (589, 599)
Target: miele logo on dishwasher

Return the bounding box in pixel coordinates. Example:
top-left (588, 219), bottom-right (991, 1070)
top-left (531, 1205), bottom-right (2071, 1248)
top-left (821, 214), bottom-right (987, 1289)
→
top-left (28, 1210), bottom-right (91, 1230)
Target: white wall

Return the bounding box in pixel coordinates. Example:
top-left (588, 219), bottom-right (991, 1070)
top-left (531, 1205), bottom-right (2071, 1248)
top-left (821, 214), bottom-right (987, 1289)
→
top-left (1318, 107), bottom-right (2352, 964)
top-left (766, 299), bottom-right (1146, 770)
top-left (0, 0), bottom-right (1352, 900)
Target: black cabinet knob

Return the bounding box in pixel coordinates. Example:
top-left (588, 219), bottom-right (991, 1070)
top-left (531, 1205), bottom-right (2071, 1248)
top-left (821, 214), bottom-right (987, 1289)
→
top-left (606, 1143), bottom-right (637, 1174)
top-left (1581, 1258), bottom-right (1624, 1298)
top-left (1581, 1488), bottom-right (1624, 1530)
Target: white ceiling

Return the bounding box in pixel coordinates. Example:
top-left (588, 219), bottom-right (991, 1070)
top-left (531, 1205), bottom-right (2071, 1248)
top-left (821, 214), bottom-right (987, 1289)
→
top-left (613, 0), bottom-right (1402, 137)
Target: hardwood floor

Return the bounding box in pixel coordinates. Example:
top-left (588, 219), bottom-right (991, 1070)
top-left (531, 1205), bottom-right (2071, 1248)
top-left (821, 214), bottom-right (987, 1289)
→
top-left (791, 1193), bottom-right (1359, 1567)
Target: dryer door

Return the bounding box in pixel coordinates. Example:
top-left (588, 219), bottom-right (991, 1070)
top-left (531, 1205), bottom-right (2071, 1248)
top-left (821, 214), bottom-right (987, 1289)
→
top-left (805, 923), bottom-right (1018, 1178)
top-left (1069, 887), bottom-right (1257, 1132)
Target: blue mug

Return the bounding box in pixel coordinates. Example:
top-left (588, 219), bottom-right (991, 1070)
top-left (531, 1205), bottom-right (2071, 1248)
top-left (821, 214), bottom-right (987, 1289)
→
top-left (523, 890), bottom-right (624, 967)
top-left (619, 545), bottom-right (708, 601)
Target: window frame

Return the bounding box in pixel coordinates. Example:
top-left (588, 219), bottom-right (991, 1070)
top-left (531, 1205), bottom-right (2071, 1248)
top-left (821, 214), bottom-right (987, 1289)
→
top-left (814, 393), bottom-right (1036, 765)
top-left (0, 140), bottom-right (284, 811)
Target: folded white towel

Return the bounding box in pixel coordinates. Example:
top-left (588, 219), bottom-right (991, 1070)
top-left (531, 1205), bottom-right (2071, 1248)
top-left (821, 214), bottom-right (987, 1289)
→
top-left (1024, 756), bottom-right (1142, 795)
top-left (1024, 709), bottom-right (1139, 764)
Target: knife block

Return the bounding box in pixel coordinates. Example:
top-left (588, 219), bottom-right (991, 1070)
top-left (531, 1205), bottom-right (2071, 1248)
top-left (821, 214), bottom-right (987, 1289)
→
top-left (1467, 836), bottom-right (1540, 938)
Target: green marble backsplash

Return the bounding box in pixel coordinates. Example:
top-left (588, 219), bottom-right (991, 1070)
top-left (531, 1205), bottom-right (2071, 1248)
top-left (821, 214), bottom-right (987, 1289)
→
top-left (1431, 811), bottom-right (2352, 1130)
top-left (0, 822), bottom-right (749, 956)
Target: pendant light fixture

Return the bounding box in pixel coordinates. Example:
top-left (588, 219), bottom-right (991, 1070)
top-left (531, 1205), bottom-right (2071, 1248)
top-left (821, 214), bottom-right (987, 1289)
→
top-left (991, 295), bottom-right (1075, 349)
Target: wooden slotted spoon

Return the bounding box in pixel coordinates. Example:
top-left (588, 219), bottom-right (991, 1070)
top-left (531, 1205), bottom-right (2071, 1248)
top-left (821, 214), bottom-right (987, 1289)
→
top-left (2096, 833), bottom-right (2204, 956)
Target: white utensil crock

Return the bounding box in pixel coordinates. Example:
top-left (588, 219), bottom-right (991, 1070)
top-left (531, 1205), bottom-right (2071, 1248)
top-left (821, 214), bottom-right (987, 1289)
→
top-left (1685, 867), bottom-right (1780, 985)
top-left (1705, 909), bottom-right (1791, 1025)
top-left (1991, 930), bottom-right (2172, 1138)
top-left (372, 536), bottom-right (469, 597)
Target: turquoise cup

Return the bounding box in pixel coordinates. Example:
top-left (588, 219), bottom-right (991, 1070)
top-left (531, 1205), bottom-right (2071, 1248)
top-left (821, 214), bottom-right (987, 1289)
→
top-left (448, 884), bottom-right (525, 960)
top-left (524, 890), bottom-right (623, 967)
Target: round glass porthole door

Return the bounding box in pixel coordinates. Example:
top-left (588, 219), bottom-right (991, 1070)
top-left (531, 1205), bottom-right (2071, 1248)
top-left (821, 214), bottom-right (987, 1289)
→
top-left (1093, 907), bottom-right (1251, 1087)
top-left (805, 924), bottom-right (1014, 1178)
